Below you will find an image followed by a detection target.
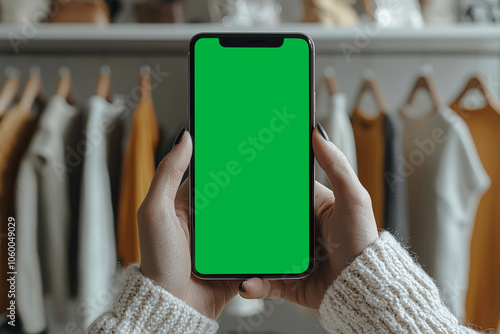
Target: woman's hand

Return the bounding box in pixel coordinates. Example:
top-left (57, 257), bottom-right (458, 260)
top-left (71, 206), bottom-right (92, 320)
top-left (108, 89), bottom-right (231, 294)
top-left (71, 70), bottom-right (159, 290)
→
top-left (240, 124), bottom-right (379, 309)
top-left (137, 129), bottom-right (239, 320)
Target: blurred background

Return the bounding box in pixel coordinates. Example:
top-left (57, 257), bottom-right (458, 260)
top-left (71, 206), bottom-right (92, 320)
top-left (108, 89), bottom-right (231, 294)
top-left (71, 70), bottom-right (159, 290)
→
top-left (0, 0), bottom-right (500, 333)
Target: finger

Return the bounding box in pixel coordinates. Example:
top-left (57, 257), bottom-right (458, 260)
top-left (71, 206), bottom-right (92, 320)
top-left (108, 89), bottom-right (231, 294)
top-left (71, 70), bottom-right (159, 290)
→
top-left (146, 128), bottom-right (192, 209)
top-left (239, 278), bottom-right (285, 300)
top-left (312, 125), bottom-right (361, 201)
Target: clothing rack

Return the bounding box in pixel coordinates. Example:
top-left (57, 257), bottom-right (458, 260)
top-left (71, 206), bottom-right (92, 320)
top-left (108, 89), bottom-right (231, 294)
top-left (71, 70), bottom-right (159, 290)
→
top-left (1, 23), bottom-right (500, 334)
top-left (1, 24), bottom-right (499, 127)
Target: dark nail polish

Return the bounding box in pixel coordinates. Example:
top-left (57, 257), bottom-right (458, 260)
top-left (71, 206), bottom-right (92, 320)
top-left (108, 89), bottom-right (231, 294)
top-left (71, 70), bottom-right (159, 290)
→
top-left (317, 122), bottom-right (330, 142)
top-left (239, 281), bottom-right (246, 293)
top-left (174, 127), bottom-right (186, 146)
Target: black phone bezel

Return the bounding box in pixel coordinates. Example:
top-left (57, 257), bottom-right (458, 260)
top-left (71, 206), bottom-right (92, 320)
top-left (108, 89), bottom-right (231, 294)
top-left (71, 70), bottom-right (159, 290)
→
top-left (189, 33), bottom-right (315, 280)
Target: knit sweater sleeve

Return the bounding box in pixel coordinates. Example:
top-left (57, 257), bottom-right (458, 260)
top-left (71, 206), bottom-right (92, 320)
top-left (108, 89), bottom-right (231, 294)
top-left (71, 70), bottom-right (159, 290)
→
top-left (319, 232), bottom-right (479, 333)
top-left (86, 264), bottom-right (218, 333)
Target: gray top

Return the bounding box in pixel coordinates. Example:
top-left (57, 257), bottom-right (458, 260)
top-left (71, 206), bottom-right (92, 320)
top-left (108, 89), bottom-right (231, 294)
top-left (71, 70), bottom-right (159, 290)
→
top-left (383, 113), bottom-right (409, 244)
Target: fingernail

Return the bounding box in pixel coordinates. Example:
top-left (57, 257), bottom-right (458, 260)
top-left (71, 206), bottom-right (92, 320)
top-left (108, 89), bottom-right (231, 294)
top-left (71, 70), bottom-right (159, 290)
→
top-left (317, 122), bottom-right (330, 142)
top-left (239, 281), bottom-right (246, 293)
top-left (174, 127), bottom-right (186, 146)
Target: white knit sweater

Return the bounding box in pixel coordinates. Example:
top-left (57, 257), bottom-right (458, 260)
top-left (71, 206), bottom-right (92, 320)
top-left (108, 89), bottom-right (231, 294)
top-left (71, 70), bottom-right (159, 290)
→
top-left (87, 232), bottom-right (480, 333)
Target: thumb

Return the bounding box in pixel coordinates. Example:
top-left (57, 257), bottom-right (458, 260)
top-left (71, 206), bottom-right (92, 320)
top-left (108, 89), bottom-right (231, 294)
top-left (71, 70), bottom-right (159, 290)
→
top-left (312, 123), bottom-right (361, 201)
top-left (144, 127), bottom-right (192, 210)
top-left (238, 278), bottom-right (286, 300)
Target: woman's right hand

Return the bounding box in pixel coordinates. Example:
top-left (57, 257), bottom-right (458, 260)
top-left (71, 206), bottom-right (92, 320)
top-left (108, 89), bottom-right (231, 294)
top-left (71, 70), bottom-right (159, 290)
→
top-left (240, 124), bottom-right (379, 310)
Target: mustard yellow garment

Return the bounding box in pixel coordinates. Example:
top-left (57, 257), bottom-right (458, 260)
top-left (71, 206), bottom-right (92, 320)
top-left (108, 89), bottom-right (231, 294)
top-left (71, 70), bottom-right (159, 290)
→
top-left (450, 102), bottom-right (500, 330)
top-left (117, 98), bottom-right (159, 266)
top-left (0, 107), bottom-right (38, 312)
top-left (352, 110), bottom-right (385, 229)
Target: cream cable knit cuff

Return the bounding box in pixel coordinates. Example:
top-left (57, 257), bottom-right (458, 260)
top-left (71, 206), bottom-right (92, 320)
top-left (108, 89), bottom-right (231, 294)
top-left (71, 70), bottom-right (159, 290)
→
top-left (319, 232), bottom-right (478, 334)
top-left (87, 264), bottom-right (218, 333)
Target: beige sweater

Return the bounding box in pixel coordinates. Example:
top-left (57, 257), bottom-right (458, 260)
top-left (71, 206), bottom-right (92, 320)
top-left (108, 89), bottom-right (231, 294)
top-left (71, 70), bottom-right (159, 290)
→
top-left (88, 232), bottom-right (479, 333)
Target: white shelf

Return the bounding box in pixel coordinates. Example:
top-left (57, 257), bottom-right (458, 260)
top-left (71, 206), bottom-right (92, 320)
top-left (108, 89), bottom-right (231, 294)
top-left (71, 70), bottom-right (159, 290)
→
top-left (1, 23), bottom-right (500, 55)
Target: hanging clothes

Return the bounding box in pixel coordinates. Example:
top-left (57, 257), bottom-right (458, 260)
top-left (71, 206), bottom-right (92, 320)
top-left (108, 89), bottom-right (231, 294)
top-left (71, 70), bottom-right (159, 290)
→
top-left (117, 97), bottom-right (159, 266)
top-left (352, 110), bottom-right (386, 229)
top-left (327, 93), bottom-right (357, 173)
top-left (107, 104), bottom-right (126, 234)
top-left (15, 96), bottom-right (80, 334)
top-left (383, 114), bottom-right (409, 243)
top-left (352, 109), bottom-right (408, 238)
top-left (78, 95), bottom-right (124, 327)
top-left (450, 102), bottom-right (500, 329)
top-left (315, 91), bottom-right (357, 187)
top-left (0, 105), bottom-right (41, 313)
top-left (154, 126), bottom-right (168, 168)
top-left (400, 105), bottom-right (489, 319)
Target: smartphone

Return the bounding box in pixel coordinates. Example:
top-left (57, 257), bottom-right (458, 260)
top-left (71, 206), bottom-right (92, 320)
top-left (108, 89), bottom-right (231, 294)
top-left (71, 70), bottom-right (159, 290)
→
top-left (189, 33), bottom-right (314, 279)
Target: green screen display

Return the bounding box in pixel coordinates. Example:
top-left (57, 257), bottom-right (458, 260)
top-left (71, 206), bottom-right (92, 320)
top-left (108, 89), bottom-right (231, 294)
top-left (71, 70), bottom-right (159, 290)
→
top-left (192, 35), bottom-right (312, 276)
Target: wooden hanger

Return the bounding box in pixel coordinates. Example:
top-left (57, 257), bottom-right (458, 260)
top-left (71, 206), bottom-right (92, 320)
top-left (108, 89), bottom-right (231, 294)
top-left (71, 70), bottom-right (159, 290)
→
top-left (19, 67), bottom-right (45, 112)
top-left (406, 64), bottom-right (440, 109)
top-left (139, 65), bottom-right (152, 101)
top-left (0, 66), bottom-right (20, 116)
top-left (96, 64), bottom-right (112, 102)
top-left (56, 66), bottom-right (76, 105)
top-left (353, 70), bottom-right (387, 115)
top-left (451, 74), bottom-right (500, 112)
top-left (324, 66), bottom-right (338, 96)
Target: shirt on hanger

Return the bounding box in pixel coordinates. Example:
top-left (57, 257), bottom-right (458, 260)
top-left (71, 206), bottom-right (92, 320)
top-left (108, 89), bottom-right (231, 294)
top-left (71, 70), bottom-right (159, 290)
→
top-left (108, 120), bottom-right (126, 237)
top-left (450, 102), bottom-right (500, 329)
top-left (78, 95), bottom-right (124, 327)
top-left (327, 93), bottom-right (358, 173)
top-left (117, 97), bottom-right (159, 266)
top-left (316, 92), bottom-right (357, 187)
top-left (15, 96), bottom-right (80, 334)
top-left (400, 105), bottom-right (489, 319)
top-left (352, 110), bottom-right (386, 229)
top-left (0, 106), bottom-right (39, 313)
top-left (383, 114), bottom-right (409, 243)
